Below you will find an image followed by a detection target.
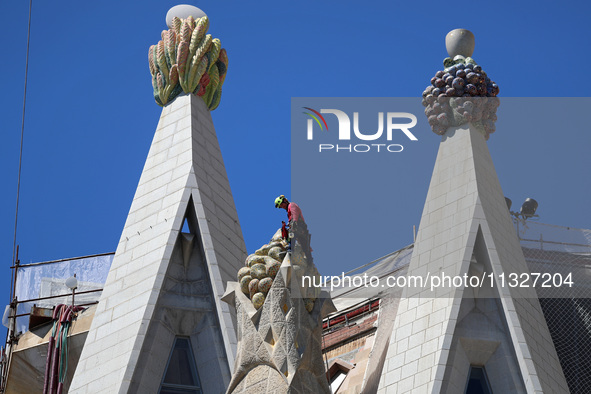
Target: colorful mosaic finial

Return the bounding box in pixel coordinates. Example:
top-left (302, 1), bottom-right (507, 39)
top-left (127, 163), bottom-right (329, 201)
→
top-left (148, 15), bottom-right (228, 110)
top-left (422, 30), bottom-right (500, 140)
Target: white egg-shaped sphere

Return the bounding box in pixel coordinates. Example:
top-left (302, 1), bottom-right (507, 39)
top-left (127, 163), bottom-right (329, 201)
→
top-left (166, 5), bottom-right (206, 28)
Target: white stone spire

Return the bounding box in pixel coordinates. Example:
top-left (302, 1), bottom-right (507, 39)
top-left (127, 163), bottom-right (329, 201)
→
top-left (70, 94), bottom-right (246, 393)
top-left (377, 123), bottom-right (569, 392)
top-left (378, 30), bottom-right (568, 393)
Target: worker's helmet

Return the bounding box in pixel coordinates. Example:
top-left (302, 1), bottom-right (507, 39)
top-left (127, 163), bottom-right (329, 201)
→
top-left (274, 195), bottom-right (286, 208)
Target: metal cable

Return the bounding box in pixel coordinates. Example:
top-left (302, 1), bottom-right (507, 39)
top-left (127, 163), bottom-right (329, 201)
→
top-left (3, 5), bottom-right (33, 391)
top-left (11, 0), bottom-right (33, 291)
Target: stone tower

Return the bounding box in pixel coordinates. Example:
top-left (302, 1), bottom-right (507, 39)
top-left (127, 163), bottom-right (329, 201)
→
top-left (70, 6), bottom-right (246, 393)
top-left (378, 30), bottom-right (569, 393)
top-left (222, 230), bottom-right (335, 393)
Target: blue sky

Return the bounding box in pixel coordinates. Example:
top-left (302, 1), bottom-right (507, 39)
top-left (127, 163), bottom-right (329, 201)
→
top-left (1, 0), bottom-right (590, 341)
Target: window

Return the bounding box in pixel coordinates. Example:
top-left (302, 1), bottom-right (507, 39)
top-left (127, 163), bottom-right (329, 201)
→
top-left (159, 337), bottom-right (203, 394)
top-left (330, 370), bottom-right (347, 392)
top-left (465, 366), bottom-right (493, 394)
top-left (326, 359), bottom-right (353, 393)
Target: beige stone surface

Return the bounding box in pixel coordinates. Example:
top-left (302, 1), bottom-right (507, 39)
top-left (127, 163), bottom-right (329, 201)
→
top-left (335, 334), bottom-right (375, 393)
top-left (231, 365), bottom-right (288, 393)
top-left (224, 252), bottom-right (335, 394)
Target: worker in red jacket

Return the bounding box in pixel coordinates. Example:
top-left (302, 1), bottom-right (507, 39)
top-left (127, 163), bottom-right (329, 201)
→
top-left (275, 195), bottom-right (311, 260)
top-left (275, 195), bottom-right (303, 222)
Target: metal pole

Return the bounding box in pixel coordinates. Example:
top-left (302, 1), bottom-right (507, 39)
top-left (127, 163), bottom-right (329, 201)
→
top-left (72, 273), bottom-right (77, 306)
top-left (9, 248), bottom-right (20, 344)
top-left (12, 248), bottom-right (19, 305)
top-left (14, 289), bottom-right (102, 304)
top-left (9, 251), bottom-right (114, 269)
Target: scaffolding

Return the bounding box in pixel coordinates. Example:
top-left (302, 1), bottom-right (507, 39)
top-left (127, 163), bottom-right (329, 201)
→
top-left (0, 252), bottom-right (113, 393)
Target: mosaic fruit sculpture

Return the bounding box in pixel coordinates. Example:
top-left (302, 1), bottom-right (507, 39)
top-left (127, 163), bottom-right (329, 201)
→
top-left (237, 229), bottom-right (320, 312)
top-left (148, 15), bottom-right (228, 109)
top-left (422, 56), bottom-right (499, 139)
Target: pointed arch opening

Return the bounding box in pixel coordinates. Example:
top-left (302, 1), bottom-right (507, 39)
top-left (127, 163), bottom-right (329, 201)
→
top-left (159, 337), bottom-right (203, 394)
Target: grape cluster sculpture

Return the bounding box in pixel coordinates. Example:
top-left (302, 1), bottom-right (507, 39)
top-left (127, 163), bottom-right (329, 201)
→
top-left (148, 15), bottom-right (228, 109)
top-left (422, 55), bottom-right (499, 139)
